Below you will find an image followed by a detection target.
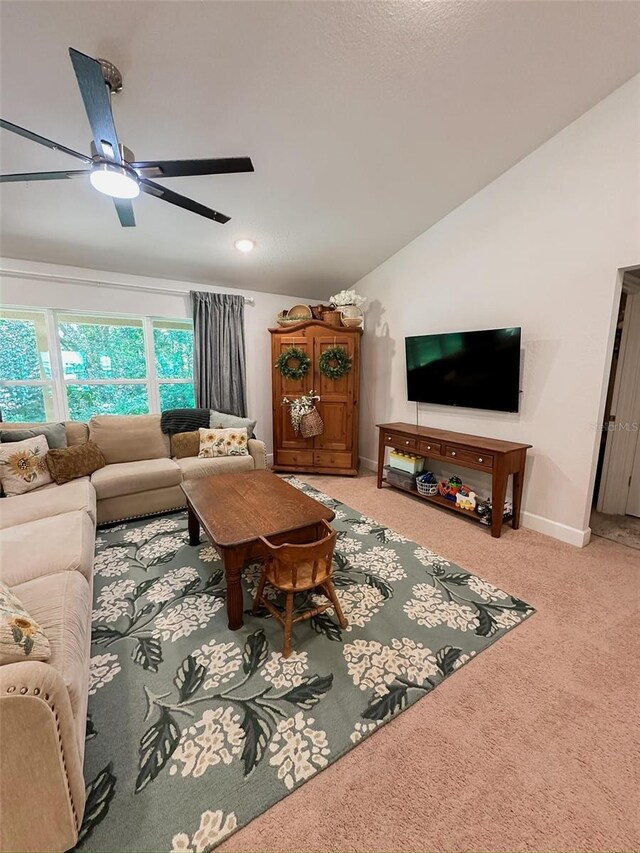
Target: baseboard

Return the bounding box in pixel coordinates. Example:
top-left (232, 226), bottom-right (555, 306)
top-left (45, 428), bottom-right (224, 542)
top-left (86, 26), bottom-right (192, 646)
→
top-left (520, 511), bottom-right (591, 547)
top-left (359, 457), bottom-right (590, 547)
top-left (359, 456), bottom-right (378, 472)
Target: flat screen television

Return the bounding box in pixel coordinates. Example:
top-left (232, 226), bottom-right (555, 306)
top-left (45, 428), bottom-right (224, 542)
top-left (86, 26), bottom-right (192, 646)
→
top-left (405, 327), bottom-right (522, 413)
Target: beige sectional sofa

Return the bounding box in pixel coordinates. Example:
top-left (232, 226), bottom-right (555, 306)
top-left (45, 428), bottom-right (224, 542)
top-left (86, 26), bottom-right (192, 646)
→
top-left (0, 415), bottom-right (266, 853)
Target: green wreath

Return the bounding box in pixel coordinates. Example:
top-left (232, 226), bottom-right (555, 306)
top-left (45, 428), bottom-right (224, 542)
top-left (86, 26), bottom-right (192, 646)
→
top-left (275, 346), bottom-right (311, 380)
top-left (319, 345), bottom-right (352, 380)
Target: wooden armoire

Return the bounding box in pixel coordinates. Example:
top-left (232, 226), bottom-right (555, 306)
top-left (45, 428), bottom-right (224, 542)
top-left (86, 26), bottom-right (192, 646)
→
top-left (270, 320), bottom-right (362, 476)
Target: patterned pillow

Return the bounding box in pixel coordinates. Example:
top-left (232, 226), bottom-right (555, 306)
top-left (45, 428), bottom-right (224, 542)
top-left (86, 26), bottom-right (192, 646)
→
top-left (171, 431), bottom-right (200, 459)
top-left (0, 580), bottom-right (50, 664)
top-left (46, 440), bottom-right (106, 484)
top-left (198, 427), bottom-right (249, 458)
top-left (0, 435), bottom-right (52, 496)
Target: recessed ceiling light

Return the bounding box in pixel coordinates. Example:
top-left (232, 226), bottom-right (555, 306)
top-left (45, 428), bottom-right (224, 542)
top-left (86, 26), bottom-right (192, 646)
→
top-left (234, 239), bottom-right (255, 254)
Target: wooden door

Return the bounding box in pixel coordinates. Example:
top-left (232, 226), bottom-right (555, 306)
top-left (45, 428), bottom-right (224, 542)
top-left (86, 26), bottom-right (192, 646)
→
top-left (272, 334), bottom-right (314, 462)
top-left (313, 333), bottom-right (357, 453)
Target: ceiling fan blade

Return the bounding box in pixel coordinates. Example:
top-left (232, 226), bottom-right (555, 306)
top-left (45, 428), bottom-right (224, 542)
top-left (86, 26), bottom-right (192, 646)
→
top-left (69, 48), bottom-right (122, 163)
top-left (0, 119), bottom-right (92, 164)
top-left (130, 157), bottom-right (254, 179)
top-left (0, 169), bottom-right (90, 183)
top-left (140, 179), bottom-right (230, 223)
top-left (113, 198), bottom-right (135, 227)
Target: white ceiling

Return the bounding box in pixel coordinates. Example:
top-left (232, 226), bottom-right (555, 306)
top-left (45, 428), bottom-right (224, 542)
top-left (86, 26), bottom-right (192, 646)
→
top-left (1, 1), bottom-right (639, 299)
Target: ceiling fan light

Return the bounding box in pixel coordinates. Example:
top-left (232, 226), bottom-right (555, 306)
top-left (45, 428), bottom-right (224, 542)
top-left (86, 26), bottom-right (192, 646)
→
top-left (234, 239), bottom-right (255, 253)
top-left (90, 163), bottom-right (139, 199)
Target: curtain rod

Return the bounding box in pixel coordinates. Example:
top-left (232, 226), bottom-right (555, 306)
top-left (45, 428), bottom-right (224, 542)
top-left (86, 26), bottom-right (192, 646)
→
top-left (0, 267), bottom-right (255, 304)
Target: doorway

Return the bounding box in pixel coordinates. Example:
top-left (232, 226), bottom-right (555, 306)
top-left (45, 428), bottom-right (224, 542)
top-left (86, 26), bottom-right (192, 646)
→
top-left (592, 268), bottom-right (640, 548)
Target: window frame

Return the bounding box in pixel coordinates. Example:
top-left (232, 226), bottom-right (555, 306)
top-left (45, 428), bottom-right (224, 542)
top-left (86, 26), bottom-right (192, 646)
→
top-left (0, 306), bottom-right (195, 422)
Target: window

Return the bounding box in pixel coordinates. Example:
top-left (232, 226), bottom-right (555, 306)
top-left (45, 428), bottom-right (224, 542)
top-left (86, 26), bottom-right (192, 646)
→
top-left (0, 309), bottom-right (55, 421)
top-left (153, 320), bottom-right (196, 411)
top-left (58, 314), bottom-right (149, 421)
top-left (0, 309), bottom-right (195, 422)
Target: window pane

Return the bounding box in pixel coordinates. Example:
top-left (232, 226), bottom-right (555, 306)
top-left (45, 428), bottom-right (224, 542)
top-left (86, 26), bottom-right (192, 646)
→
top-left (159, 383), bottom-right (195, 411)
top-left (57, 315), bottom-right (146, 380)
top-left (0, 384), bottom-right (55, 422)
top-left (0, 310), bottom-right (51, 380)
top-left (153, 321), bottom-right (193, 379)
top-left (66, 384), bottom-right (149, 421)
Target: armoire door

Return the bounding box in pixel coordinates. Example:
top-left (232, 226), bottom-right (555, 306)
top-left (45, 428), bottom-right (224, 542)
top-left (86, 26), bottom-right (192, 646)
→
top-left (313, 333), bottom-right (357, 454)
top-left (272, 335), bottom-right (314, 463)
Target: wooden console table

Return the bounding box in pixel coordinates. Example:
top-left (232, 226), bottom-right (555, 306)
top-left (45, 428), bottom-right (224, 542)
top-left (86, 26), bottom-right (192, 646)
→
top-left (376, 423), bottom-right (531, 538)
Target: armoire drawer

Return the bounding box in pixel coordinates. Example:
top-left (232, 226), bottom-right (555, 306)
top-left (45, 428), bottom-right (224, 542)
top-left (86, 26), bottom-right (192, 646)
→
top-left (445, 445), bottom-right (494, 469)
top-left (313, 450), bottom-right (352, 468)
top-left (276, 450), bottom-right (314, 466)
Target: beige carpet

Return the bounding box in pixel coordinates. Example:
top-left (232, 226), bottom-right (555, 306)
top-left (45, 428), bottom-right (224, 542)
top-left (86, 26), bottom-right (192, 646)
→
top-left (219, 472), bottom-right (640, 853)
top-left (591, 509), bottom-right (640, 550)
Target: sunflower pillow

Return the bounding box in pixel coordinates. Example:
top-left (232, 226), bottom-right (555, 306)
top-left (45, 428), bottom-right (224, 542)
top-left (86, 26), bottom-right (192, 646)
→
top-left (0, 435), bottom-right (52, 496)
top-left (0, 580), bottom-right (50, 664)
top-left (198, 427), bottom-right (249, 458)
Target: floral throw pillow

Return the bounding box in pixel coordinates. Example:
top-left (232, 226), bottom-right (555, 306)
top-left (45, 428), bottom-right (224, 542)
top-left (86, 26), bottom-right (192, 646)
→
top-left (198, 427), bottom-right (249, 458)
top-left (0, 435), bottom-right (52, 496)
top-left (0, 580), bottom-right (51, 664)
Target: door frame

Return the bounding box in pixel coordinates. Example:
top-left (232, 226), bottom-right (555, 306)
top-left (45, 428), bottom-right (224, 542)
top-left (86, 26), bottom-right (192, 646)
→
top-left (597, 272), bottom-right (640, 514)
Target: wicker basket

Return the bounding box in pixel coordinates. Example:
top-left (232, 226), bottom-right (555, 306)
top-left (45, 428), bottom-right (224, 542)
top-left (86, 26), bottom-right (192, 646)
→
top-left (417, 479), bottom-right (438, 497)
top-left (322, 310), bottom-right (342, 326)
top-left (300, 408), bottom-right (324, 438)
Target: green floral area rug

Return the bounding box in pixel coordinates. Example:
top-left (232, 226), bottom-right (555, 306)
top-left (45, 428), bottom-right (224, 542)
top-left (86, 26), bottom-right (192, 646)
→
top-left (79, 477), bottom-right (534, 852)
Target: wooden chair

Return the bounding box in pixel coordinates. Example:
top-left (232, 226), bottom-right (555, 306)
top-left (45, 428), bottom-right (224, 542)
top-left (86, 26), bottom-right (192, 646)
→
top-left (252, 520), bottom-right (347, 657)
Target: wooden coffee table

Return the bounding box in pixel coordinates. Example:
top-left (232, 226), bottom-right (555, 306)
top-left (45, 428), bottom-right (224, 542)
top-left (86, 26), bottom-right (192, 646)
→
top-left (181, 470), bottom-right (335, 630)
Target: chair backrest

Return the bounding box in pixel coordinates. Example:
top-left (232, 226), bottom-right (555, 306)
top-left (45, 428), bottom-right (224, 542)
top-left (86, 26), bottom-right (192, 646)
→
top-left (260, 520), bottom-right (337, 590)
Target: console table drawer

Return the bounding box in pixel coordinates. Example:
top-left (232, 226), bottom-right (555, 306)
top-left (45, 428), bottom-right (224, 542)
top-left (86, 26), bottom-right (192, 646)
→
top-left (383, 432), bottom-right (417, 450)
top-left (445, 446), bottom-right (494, 469)
top-left (418, 440), bottom-right (442, 457)
top-left (276, 450), bottom-right (314, 466)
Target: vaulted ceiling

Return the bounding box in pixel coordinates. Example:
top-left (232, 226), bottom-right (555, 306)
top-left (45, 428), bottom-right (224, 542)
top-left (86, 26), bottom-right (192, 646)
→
top-left (1, 0), bottom-right (639, 298)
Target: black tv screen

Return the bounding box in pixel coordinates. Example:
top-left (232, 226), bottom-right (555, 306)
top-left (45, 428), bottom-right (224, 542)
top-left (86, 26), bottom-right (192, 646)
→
top-left (405, 327), bottom-right (521, 413)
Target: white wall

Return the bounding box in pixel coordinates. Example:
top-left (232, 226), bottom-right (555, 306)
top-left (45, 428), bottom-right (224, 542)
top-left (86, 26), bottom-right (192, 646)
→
top-left (0, 257), bottom-right (319, 458)
top-left (355, 74), bottom-right (640, 547)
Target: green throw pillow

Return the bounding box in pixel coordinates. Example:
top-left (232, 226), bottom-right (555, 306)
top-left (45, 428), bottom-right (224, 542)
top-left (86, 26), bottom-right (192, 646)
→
top-left (209, 410), bottom-right (257, 439)
top-left (0, 422), bottom-right (67, 449)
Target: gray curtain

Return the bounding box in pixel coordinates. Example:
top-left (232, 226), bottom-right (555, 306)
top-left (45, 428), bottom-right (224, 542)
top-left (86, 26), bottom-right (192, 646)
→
top-left (191, 291), bottom-right (247, 416)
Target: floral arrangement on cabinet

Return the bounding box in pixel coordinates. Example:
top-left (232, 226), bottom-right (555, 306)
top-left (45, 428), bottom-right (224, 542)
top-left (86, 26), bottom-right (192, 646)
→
top-left (329, 289), bottom-right (366, 326)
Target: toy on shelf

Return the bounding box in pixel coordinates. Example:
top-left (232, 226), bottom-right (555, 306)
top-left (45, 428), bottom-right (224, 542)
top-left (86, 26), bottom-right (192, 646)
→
top-left (456, 490), bottom-right (477, 511)
top-left (438, 475), bottom-right (469, 502)
top-left (416, 471), bottom-right (438, 496)
top-left (476, 498), bottom-right (513, 525)
top-left (389, 451), bottom-right (424, 475)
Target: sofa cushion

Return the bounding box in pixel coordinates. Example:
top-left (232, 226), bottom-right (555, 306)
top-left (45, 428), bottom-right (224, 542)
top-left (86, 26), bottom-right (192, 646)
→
top-left (176, 454), bottom-right (254, 481)
top-left (89, 414), bottom-right (169, 464)
top-left (91, 458), bottom-right (182, 500)
top-left (0, 511), bottom-right (95, 587)
top-left (14, 571), bottom-right (91, 719)
top-left (46, 440), bottom-right (106, 484)
top-left (0, 422), bottom-right (67, 449)
top-left (0, 436), bottom-right (52, 496)
top-left (0, 477), bottom-right (96, 529)
top-left (0, 579), bottom-right (51, 664)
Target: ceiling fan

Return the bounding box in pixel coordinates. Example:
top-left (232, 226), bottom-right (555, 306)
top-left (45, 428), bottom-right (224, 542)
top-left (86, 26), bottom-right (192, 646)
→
top-left (0, 47), bottom-right (254, 227)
